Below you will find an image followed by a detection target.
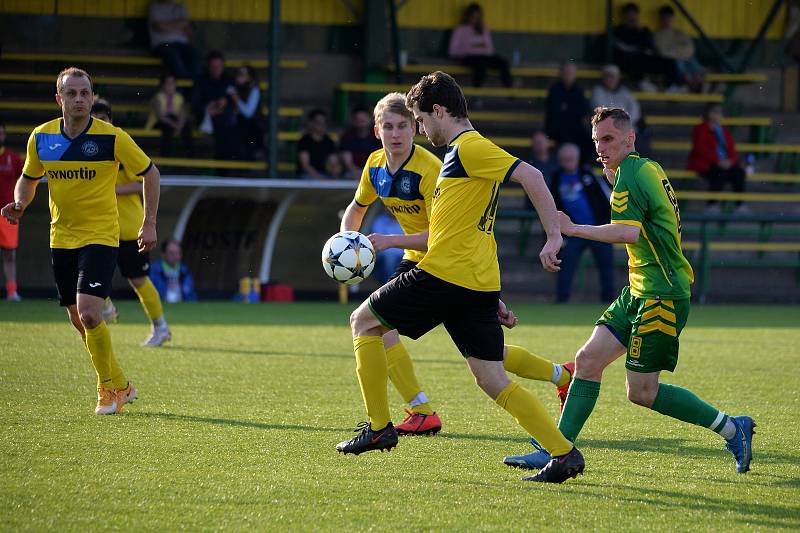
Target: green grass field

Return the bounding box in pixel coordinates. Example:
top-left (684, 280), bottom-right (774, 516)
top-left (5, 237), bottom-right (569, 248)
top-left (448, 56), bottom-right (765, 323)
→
top-left (1, 300), bottom-right (798, 531)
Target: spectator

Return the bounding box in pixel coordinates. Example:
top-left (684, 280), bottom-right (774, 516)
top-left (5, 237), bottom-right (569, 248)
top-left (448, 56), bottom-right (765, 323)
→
top-left (369, 210), bottom-right (404, 284)
top-left (688, 103), bottom-right (747, 212)
top-left (230, 65), bottom-right (264, 161)
top-left (191, 51), bottom-right (236, 161)
top-left (448, 3), bottom-right (512, 88)
top-left (0, 122), bottom-right (23, 301)
top-left (296, 109), bottom-right (337, 180)
top-left (591, 65), bottom-right (651, 156)
top-left (544, 62), bottom-right (592, 163)
top-left (654, 5), bottom-right (705, 92)
top-left (528, 130), bottom-right (558, 185)
top-left (148, 0), bottom-right (197, 79)
top-left (324, 152), bottom-right (347, 180)
top-left (613, 2), bottom-right (681, 91)
top-left (549, 143), bottom-right (614, 303)
top-left (338, 107), bottom-right (381, 178)
top-left (149, 239), bottom-right (197, 302)
top-left (146, 73), bottom-right (193, 156)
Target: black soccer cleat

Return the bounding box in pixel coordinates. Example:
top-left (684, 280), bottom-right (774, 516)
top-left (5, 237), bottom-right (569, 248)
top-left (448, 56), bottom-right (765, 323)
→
top-left (522, 446), bottom-right (585, 483)
top-left (336, 421), bottom-right (399, 455)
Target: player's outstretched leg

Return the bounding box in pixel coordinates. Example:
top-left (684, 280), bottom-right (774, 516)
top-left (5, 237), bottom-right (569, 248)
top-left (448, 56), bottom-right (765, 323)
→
top-left (628, 372), bottom-right (755, 473)
top-left (131, 276), bottom-right (171, 347)
top-left (503, 345), bottom-right (573, 410)
top-left (384, 330), bottom-right (442, 436)
top-left (336, 302), bottom-right (397, 455)
top-left (469, 358), bottom-right (584, 483)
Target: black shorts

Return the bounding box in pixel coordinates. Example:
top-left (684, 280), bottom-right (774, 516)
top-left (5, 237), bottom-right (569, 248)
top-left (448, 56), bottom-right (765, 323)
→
top-left (388, 259), bottom-right (418, 281)
top-left (51, 245), bottom-right (118, 306)
top-left (368, 267), bottom-right (504, 361)
top-left (117, 239), bottom-right (151, 279)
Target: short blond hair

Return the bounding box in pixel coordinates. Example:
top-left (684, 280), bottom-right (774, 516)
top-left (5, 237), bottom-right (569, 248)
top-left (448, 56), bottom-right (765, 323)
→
top-left (56, 67), bottom-right (92, 94)
top-left (374, 92), bottom-right (414, 125)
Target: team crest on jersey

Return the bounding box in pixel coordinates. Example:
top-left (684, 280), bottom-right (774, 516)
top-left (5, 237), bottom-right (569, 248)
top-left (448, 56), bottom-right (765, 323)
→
top-left (399, 176), bottom-right (412, 195)
top-left (81, 140), bottom-right (99, 157)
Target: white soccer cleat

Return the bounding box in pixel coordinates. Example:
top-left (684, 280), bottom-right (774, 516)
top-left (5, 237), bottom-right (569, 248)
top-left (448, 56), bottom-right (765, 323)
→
top-left (141, 325), bottom-right (171, 347)
top-left (101, 299), bottom-right (118, 323)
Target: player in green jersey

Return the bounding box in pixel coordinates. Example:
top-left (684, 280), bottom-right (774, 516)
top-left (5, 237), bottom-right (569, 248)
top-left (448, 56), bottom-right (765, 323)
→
top-left (508, 107), bottom-right (755, 474)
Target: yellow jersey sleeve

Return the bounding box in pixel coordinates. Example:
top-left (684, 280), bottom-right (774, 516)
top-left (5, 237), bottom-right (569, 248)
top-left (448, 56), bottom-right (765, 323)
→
top-left (115, 128), bottom-right (152, 176)
top-left (22, 131), bottom-right (45, 178)
top-left (458, 136), bottom-right (520, 183)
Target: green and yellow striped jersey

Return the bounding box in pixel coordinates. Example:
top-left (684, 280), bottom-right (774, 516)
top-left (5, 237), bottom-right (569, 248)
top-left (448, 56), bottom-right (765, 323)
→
top-left (610, 152), bottom-right (694, 300)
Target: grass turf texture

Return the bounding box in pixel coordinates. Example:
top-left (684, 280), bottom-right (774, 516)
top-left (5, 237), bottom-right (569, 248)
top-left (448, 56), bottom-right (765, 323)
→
top-left (1, 300), bottom-right (798, 531)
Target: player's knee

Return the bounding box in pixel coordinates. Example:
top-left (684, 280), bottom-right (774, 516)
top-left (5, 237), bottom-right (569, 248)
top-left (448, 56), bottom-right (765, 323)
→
top-left (626, 384), bottom-right (656, 407)
top-left (349, 305), bottom-right (370, 335)
top-left (78, 309), bottom-right (102, 329)
top-left (574, 348), bottom-right (602, 379)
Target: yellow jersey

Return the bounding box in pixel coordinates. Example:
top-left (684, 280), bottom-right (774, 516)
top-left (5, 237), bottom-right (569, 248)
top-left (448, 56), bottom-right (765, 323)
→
top-left (353, 145), bottom-right (440, 263)
top-left (22, 117), bottom-right (151, 249)
top-left (418, 130), bottom-right (520, 291)
top-left (116, 164), bottom-right (144, 242)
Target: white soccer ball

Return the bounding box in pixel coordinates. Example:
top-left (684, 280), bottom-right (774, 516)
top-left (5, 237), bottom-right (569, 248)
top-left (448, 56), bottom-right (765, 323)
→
top-left (321, 231), bottom-right (376, 285)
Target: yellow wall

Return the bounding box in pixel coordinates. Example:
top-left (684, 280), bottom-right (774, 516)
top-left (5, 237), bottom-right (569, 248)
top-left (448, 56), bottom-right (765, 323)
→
top-left (0, 0), bottom-right (784, 38)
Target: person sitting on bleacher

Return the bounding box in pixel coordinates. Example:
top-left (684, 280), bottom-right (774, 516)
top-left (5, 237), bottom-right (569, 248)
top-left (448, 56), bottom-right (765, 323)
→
top-left (528, 130), bottom-right (558, 186)
top-left (591, 64), bottom-right (651, 156)
top-left (296, 109), bottom-right (337, 180)
top-left (230, 65), bottom-right (264, 161)
top-left (688, 103), bottom-right (748, 212)
top-left (146, 73), bottom-right (193, 157)
top-left (447, 3), bottom-right (512, 89)
top-left (613, 2), bottom-right (681, 92)
top-left (191, 51), bottom-right (237, 162)
top-left (148, 0), bottom-right (198, 79)
top-left (339, 107), bottom-right (381, 179)
top-left (654, 5), bottom-right (705, 93)
top-left (545, 62), bottom-right (593, 165)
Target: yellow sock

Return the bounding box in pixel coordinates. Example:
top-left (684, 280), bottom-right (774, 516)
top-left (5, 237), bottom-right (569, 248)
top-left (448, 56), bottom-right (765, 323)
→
top-left (85, 321), bottom-right (126, 390)
top-left (354, 336), bottom-right (391, 430)
top-left (495, 382), bottom-right (573, 456)
top-left (556, 365), bottom-right (572, 387)
top-left (133, 277), bottom-right (164, 323)
top-left (504, 345), bottom-right (556, 382)
top-left (385, 342), bottom-right (433, 415)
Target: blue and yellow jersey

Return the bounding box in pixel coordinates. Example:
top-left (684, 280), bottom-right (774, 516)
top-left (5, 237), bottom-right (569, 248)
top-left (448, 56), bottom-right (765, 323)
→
top-left (116, 164), bottom-right (144, 242)
top-left (22, 118), bottom-right (151, 249)
top-left (418, 130), bottom-right (520, 292)
top-left (610, 152), bottom-right (694, 299)
top-left (354, 145), bottom-right (440, 262)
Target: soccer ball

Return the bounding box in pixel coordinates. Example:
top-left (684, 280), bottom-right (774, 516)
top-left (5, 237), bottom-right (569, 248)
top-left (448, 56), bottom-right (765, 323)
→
top-left (321, 231), bottom-right (376, 284)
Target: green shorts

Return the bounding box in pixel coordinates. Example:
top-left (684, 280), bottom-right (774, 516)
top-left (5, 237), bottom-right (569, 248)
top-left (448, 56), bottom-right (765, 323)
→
top-left (596, 286), bottom-right (690, 373)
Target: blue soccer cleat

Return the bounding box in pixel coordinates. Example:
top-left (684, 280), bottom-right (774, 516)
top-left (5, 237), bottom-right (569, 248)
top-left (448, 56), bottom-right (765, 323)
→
top-left (503, 438), bottom-right (553, 470)
top-left (725, 415), bottom-right (756, 473)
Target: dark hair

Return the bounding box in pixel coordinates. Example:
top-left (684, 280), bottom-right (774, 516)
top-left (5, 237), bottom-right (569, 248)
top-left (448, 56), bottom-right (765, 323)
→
top-left (206, 50), bottom-right (225, 63)
top-left (235, 65), bottom-right (258, 98)
top-left (658, 4), bottom-right (675, 17)
top-left (462, 3), bottom-right (484, 32)
top-left (307, 108), bottom-right (327, 121)
top-left (159, 72), bottom-right (176, 86)
top-left (91, 99), bottom-right (113, 121)
top-left (703, 102), bottom-right (722, 120)
top-left (161, 238), bottom-right (181, 253)
top-left (351, 106), bottom-right (370, 117)
top-left (406, 71), bottom-right (468, 119)
top-left (621, 2), bottom-right (640, 14)
top-left (591, 106), bottom-right (631, 130)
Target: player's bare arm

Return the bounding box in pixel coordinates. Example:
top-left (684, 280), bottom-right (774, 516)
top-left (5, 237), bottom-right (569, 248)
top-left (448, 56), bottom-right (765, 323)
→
top-left (367, 230), bottom-right (428, 252)
top-left (116, 181), bottom-right (143, 195)
top-left (1, 176), bottom-right (39, 224)
top-left (558, 211), bottom-right (640, 244)
top-left (510, 161), bottom-right (562, 272)
top-left (340, 200), bottom-right (368, 232)
top-left (138, 164), bottom-right (160, 252)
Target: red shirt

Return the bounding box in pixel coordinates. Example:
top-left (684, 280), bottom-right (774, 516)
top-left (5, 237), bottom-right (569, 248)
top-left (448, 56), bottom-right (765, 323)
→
top-left (687, 121), bottom-right (738, 175)
top-left (0, 147), bottom-right (24, 206)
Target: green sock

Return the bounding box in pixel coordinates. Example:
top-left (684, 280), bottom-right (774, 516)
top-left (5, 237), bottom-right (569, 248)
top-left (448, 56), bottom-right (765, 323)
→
top-left (651, 383), bottom-right (729, 432)
top-left (558, 378), bottom-right (601, 443)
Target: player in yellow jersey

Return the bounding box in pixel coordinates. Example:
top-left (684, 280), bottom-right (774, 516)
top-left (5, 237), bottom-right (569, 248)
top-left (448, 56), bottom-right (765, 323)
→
top-left (90, 100), bottom-right (171, 347)
top-left (516, 107), bottom-right (755, 474)
top-left (335, 72), bottom-right (584, 484)
top-left (1, 67), bottom-right (161, 415)
top-left (341, 93), bottom-right (575, 437)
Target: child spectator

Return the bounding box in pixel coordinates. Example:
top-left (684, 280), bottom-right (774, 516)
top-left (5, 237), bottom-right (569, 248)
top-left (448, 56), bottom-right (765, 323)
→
top-left (146, 73), bottom-right (193, 156)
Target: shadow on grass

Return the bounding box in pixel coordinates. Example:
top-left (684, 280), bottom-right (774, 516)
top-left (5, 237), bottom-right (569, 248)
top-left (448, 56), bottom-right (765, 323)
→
top-left (564, 482), bottom-right (800, 528)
